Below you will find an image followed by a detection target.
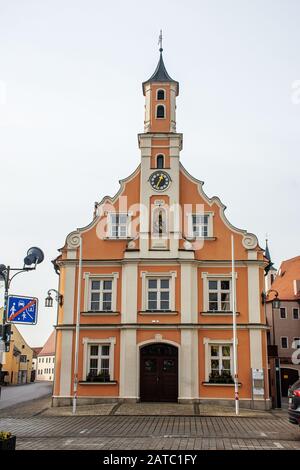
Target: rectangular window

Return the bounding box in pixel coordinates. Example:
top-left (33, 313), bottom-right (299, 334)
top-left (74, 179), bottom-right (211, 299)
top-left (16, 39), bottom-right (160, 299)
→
top-left (209, 345), bottom-right (233, 382)
top-left (20, 355), bottom-right (27, 363)
top-left (110, 213), bottom-right (128, 238)
top-left (281, 337), bottom-right (288, 349)
top-left (208, 280), bottom-right (231, 312)
top-left (88, 344), bottom-right (110, 378)
top-left (293, 308), bottom-right (299, 319)
top-left (280, 308), bottom-right (287, 319)
top-left (90, 279), bottom-right (113, 311)
top-left (192, 214), bottom-right (209, 237)
top-left (147, 278), bottom-right (170, 311)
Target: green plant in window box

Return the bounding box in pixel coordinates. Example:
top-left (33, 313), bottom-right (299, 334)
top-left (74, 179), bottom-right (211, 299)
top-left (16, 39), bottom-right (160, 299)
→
top-left (0, 432), bottom-right (16, 450)
top-left (87, 371), bottom-right (110, 383)
top-left (209, 371), bottom-right (234, 384)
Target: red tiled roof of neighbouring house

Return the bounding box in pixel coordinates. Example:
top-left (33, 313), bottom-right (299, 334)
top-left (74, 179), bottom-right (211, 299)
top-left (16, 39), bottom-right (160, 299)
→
top-left (267, 256), bottom-right (300, 301)
top-left (38, 330), bottom-right (56, 356)
top-left (32, 347), bottom-right (43, 358)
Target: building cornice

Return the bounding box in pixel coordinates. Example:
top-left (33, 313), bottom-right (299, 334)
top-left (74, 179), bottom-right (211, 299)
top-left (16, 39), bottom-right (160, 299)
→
top-left (56, 258), bottom-right (266, 268)
top-left (55, 323), bottom-right (269, 331)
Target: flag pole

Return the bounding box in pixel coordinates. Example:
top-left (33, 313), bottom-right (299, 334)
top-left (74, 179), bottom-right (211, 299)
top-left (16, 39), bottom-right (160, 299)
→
top-left (231, 234), bottom-right (239, 415)
top-left (72, 235), bottom-right (82, 415)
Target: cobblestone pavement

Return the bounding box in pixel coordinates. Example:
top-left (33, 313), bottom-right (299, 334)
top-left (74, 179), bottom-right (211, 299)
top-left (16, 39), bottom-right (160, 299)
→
top-left (0, 415), bottom-right (299, 450)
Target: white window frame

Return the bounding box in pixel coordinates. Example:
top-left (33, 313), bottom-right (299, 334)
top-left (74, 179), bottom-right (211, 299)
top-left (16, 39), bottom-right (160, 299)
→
top-left (280, 307), bottom-right (287, 319)
top-left (293, 308), bottom-right (299, 320)
top-left (293, 337), bottom-right (300, 348)
top-left (82, 337), bottom-right (116, 381)
top-left (187, 212), bottom-right (214, 238)
top-left (156, 88), bottom-right (166, 101)
top-left (87, 344), bottom-right (110, 377)
top-left (108, 212), bottom-right (130, 239)
top-left (141, 271), bottom-right (177, 312)
top-left (203, 338), bottom-right (235, 382)
top-left (147, 277), bottom-right (170, 311)
top-left (89, 278), bottom-right (113, 312)
top-left (83, 272), bottom-right (119, 312)
top-left (202, 273), bottom-right (237, 313)
top-left (155, 104), bottom-right (166, 119)
top-left (207, 279), bottom-right (231, 312)
top-left (280, 336), bottom-right (288, 349)
top-left (209, 344), bottom-right (233, 377)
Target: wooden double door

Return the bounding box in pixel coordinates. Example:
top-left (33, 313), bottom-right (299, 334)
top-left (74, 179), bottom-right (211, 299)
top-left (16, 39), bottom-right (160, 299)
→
top-left (140, 343), bottom-right (178, 402)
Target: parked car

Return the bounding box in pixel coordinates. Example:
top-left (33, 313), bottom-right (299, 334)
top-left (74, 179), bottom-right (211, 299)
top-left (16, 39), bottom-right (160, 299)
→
top-left (288, 379), bottom-right (300, 425)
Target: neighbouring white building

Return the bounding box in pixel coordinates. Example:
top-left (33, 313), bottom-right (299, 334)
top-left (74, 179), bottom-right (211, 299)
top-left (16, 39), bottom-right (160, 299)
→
top-left (37, 331), bottom-right (56, 381)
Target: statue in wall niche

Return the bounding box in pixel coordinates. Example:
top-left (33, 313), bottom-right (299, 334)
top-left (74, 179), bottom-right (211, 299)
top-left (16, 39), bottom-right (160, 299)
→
top-left (153, 208), bottom-right (167, 236)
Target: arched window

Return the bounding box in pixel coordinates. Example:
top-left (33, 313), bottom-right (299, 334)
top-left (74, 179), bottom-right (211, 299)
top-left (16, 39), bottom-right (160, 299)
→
top-left (156, 154), bottom-right (164, 169)
top-left (156, 105), bottom-right (165, 119)
top-left (157, 89), bottom-right (165, 100)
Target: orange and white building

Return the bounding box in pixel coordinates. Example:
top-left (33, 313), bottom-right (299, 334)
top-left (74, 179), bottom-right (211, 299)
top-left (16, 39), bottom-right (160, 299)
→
top-left (53, 46), bottom-right (271, 409)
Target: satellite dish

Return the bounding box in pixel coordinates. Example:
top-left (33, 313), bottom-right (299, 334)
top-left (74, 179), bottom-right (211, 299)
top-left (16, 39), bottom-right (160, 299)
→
top-left (24, 247), bottom-right (44, 266)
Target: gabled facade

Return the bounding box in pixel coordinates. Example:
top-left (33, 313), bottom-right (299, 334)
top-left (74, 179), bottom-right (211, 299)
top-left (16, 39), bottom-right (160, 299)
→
top-left (53, 46), bottom-right (270, 409)
top-left (0, 311), bottom-right (33, 385)
top-left (266, 256), bottom-right (300, 396)
top-left (37, 330), bottom-right (56, 381)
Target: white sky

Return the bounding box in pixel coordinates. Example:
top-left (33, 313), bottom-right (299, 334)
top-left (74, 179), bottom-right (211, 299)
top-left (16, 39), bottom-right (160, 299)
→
top-left (0, 0), bottom-right (299, 346)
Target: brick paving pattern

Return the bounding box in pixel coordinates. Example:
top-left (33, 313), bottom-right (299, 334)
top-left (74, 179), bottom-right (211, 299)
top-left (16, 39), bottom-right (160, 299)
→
top-left (0, 415), bottom-right (299, 450)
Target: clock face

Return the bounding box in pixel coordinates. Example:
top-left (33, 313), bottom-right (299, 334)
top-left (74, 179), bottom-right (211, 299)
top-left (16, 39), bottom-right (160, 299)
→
top-left (150, 171), bottom-right (171, 191)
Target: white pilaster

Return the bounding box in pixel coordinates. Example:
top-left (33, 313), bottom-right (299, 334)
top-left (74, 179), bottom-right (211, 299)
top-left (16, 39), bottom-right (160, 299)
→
top-left (179, 330), bottom-right (199, 401)
top-left (121, 263), bottom-right (138, 323)
top-left (248, 265), bottom-right (261, 323)
top-left (59, 330), bottom-right (73, 396)
top-left (181, 263), bottom-right (198, 323)
top-left (63, 264), bottom-right (76, 324)
top-left (249, 329), bottom-right (263, 370)
top-left (119, 329), bottom-right (138, 399)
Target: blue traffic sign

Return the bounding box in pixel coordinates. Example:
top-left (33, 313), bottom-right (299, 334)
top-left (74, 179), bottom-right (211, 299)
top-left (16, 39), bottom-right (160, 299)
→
top-left (7, 295), bottom-right (38, 325)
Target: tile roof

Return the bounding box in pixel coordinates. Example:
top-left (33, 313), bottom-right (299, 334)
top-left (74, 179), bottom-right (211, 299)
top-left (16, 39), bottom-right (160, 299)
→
top-left (32, 347), bottom-right (43, 358)
top-left (142, 51), bottom-right (179, 96)
top-left (38, 330), bottom-right (56, 356)
top-left (268, 256), bottom-right (300, 301)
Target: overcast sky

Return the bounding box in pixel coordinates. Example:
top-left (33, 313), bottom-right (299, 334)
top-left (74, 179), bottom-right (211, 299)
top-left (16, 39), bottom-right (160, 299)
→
top-left (0, 0), bottom-right (299, 346)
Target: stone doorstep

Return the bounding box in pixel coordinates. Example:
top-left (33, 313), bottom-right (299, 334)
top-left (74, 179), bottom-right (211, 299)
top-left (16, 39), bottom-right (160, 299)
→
top-left (41, 402), bottom-right (274, 418)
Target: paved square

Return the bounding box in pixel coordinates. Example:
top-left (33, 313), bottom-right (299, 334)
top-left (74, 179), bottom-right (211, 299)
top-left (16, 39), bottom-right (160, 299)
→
top-left (0, 414), bottom-right (299, 450)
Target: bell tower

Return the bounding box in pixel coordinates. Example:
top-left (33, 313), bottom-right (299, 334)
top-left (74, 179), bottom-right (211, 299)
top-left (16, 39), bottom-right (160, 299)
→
top-left (142, 34), bottom-right (179, 133)
top-left (138, 34), bottom-right (183, 257)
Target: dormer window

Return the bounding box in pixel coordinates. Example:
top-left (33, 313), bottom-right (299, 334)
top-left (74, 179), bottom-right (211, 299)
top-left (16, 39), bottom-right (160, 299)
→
top-left (156, 154), bottom-right (164, 169)
top-left (157, 89), bottom-right (165, 100)
top-left (156, 105), bottom-right (165, 119)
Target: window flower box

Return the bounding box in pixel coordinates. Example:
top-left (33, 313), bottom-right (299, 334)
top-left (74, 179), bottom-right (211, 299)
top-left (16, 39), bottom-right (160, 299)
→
top-left (0, 432), bottom-right (16, 450)
top-left (86, 372), bottom-right (111, 383)
top-left (209, 372), bottom-right (234, 385)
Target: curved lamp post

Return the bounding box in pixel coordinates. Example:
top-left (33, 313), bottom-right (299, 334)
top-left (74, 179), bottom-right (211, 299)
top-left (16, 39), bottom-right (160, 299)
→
top-left (0, 247), bottom-right (44, 324)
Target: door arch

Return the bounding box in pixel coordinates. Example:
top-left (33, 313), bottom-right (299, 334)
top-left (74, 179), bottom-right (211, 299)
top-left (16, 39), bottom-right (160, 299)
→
top-left (140, 343), bottom-right (178, 402)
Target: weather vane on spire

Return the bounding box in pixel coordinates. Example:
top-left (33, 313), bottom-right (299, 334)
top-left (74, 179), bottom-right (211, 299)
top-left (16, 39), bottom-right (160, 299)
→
top-left (158, 29), bottom-right (163, 52)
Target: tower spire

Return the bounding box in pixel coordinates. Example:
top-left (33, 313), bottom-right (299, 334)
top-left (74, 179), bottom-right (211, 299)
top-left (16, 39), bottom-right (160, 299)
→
top-left (158, 29), bottom-right (163, 52)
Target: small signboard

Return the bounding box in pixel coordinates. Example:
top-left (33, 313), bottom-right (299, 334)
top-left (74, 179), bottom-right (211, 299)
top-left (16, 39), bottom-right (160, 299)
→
top-left (7, 295), bottom-right (38, 325)
top-left (252, 368), bottom-right (265, 396)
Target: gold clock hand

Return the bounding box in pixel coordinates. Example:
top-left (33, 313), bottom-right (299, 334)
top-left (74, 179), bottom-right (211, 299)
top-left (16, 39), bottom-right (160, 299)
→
top-left (156, 175), bottom-right (164, 188)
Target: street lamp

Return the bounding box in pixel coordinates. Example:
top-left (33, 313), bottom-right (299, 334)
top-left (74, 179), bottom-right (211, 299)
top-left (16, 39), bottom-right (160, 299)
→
top-left (0, 247), bottom-right (44, 324)
top-left (45, 289), bottom-right (63, 308)
top-left (0, 247), bottom-right (44, 382)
